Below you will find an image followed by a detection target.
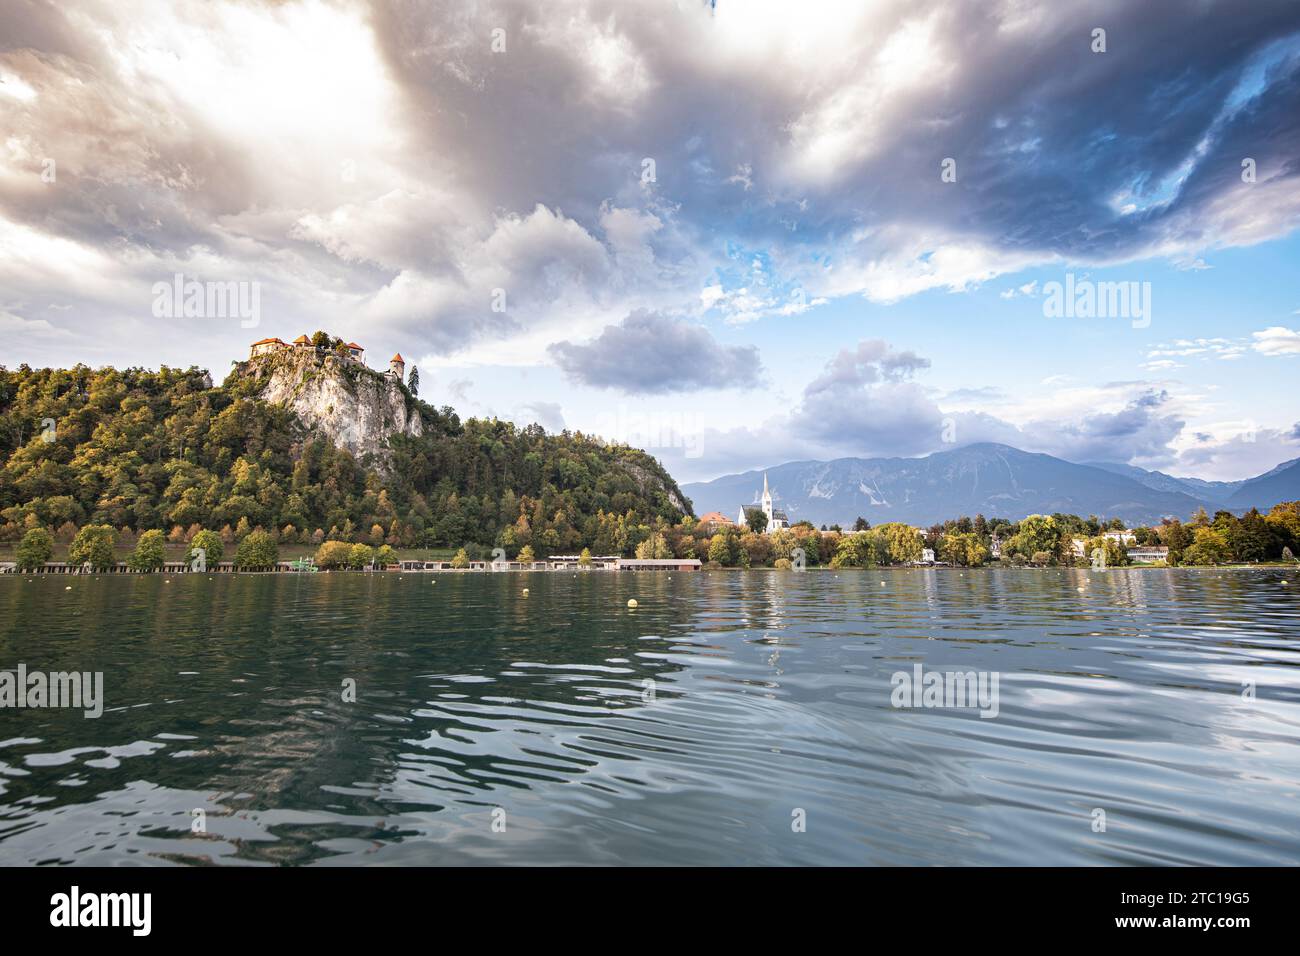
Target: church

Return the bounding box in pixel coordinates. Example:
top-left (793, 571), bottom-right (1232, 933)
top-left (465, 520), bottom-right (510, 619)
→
top-left (737, 473), bottom-right (789, 535)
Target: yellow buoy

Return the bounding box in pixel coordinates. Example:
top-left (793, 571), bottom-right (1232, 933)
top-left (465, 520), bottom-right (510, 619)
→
top-left (627, 599), bottom-right (638, 609)
top-left (522, 588), bottom-right (529, 596)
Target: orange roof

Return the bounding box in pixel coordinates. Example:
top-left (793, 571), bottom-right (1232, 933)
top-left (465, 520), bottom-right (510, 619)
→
top-left (346, 342), bottom-right (363, 350)
top-left (250, 337), bottom-right (284, 346)
top-left (293, 334), bottom-right (311, 344)
top-left (391, 353), bottom-right (404, 363)
top-left (697, 511), bottom-right (734, 525)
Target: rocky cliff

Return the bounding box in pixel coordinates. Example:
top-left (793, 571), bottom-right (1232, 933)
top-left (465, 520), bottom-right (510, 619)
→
top-left (236, 349), bottom-right (422, 461)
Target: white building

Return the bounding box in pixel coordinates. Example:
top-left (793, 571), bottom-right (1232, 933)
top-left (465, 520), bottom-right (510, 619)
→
top-left (1104, 530), bottom-right (1137, 546)
top-left (736, 473), bottom-right (788, 534)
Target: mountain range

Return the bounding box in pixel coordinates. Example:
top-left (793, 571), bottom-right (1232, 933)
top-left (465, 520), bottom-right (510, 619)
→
top-left (681, 443), bottom-right (1300, 528)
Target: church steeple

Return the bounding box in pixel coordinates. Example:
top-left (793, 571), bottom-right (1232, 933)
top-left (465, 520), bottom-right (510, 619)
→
top-left (761, 472), bottom-right (772, 518)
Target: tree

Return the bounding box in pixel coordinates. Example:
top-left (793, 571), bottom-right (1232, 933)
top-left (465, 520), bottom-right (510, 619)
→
top-left (1182, 527), bottom-right (1231, 566)
top-left (853, 516), bottom-right (870, 532)
top-left (375, 544), bottom-right (396, 566)
top-left (187, 529), bottom-right (224, 568)
top-left (517, 544), bottom-right (536, 563)
top-left (16, 526), bottom-right (53, 570)
top-left (707, 533), bottom-right (732, 566)
top-left (1084, 536), bottom-right (1129, 567)
top-left (69, 525), bottom-right (117, 570)
top-left (940, 531), bottom-right (988, 567)
top-left (450, 547), bottom-right (469, 569)
top-left (880, 523), bottom-right (922, 564)
top-left (743, 507), bottom-right (767, 535)
top-left (127, 529), bottom-right (166, 571)
top-left (348, 543), bottom-right (375, 568)
top-left (235, 529), bottom-right (278, 569)
top-left (408, 366), bottom-right (419, 396)
top-left (635, 531), bottom-right (672, 559)
top-left (578, 547), bottom-right (593, 567)
top-left (315, 540), bottom-right (353, 569)
top-left (1162, 520), bottom-right (1193, 563)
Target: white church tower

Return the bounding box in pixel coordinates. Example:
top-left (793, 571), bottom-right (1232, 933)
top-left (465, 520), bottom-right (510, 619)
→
top-left (761, 472), bottom-right (773, 522)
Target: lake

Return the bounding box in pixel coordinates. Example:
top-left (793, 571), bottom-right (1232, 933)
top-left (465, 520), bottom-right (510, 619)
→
top-left (1, 568), bottom-right (1298, 866)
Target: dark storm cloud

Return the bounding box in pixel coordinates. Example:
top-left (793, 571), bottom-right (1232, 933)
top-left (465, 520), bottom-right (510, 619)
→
top-left (548, 309), bottom-right (762, 393)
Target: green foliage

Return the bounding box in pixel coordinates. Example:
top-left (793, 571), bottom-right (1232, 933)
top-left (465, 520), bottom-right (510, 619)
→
top-left (16, 526), bottom-right (53, 570)
top-left (450, 547), bottom-right (469, 569)
top-left (940, 531), bottom-right (988, 567)
top-left (315, 540), bottom-right (353, 569)
top-left (1182, 527), bottom-right (1232, 566)
top-left (69, 524), bottom-right (117, 570)
top-left (235, 529), bottom-right (278, 569)
top-left (0, 362), bottom-right (690, 556)
top-left (127, 528), bottom-right (166, 571)
top-left (879, 522), bottom-right (923, 564)
top-left (187, 529), bottom-right (224, 567)
top-left (348, 543), bottom-right (375, 568)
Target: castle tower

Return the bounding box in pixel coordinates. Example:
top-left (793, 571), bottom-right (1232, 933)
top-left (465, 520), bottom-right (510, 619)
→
top-left (388, 353), bottom-right (405, 383)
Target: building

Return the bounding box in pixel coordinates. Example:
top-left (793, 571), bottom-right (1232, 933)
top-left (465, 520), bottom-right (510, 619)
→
top-left (1104, 529), bottom-right (1137, 546)
top-left (388, 353), bottom-right (405, 383)
top-left (616, 558), bottom-right (701, 571)
top-left (736, 473), bottom-right (788, 534)
top-left (248, 335), bottom-right (392, 376)
top-left (249, 337), bottom-right (286, 357)
top-left (990, 537), bottom-right (1002, 558)
top-left (1127, 545), bottom-right (1169, 563)
top-left (696, 511), bottom-right (735, 532)
top-left (919, 547), bottom-right (936, 564)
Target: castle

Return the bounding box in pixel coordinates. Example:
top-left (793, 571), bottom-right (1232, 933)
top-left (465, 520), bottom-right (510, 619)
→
top-left (249, 335), bottom-right (405, 383)
top-left (737, 473), bottom-right (789, 535)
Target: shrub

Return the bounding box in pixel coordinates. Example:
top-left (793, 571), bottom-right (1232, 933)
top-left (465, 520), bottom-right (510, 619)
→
top-left (16, 527), bottom-right (54, 570)
top-left (128, 529), bottom-right (166, 571)
top-left (315, 540), bottom-right (353, 569)
top-left (69, 525), bottom-right (117, 570)
top-left (235, 530), bottom-right (278, 569)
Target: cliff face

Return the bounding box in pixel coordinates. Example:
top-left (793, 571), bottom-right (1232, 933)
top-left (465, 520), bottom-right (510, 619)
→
top-left (239, 349), bottom-right (422, 461)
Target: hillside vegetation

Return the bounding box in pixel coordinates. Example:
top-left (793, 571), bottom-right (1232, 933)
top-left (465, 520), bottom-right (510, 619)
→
top-left (0, 359), bottom-right (691, 557)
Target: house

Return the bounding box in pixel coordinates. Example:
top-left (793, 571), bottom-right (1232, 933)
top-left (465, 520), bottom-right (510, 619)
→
top-left (1104, 529), bottom-right (1137, 546)
top-left (1127, 545), bottom-right (1169, 563)
top-left (735, 473), bottom-right (788, 534)
top-left (249, 337), bottom-right (285, 357)
top-left (345, 342), bottom-right (365, 362)
top-left (990, 537), bottom-right (1002, 558)
top-left (696, 511), bottom-right (735, 532)
top-left (919, 547), bottom-right (936, 564)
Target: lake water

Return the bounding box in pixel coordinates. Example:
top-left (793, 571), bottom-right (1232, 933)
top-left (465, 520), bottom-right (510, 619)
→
top-left (1, 568), bottom-right (1298, 866)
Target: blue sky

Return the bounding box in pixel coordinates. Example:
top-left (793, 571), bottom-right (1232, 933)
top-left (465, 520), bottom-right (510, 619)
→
top-left (2, 0), bottom-right (1299, 483)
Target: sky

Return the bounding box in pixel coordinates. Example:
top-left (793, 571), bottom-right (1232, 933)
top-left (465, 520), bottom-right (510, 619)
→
top-left (2, 0), bottom-right (1300, 484)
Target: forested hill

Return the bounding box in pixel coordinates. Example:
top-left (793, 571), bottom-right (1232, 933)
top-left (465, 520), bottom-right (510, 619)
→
top-left (0, 359), bottom-right (692, 554)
